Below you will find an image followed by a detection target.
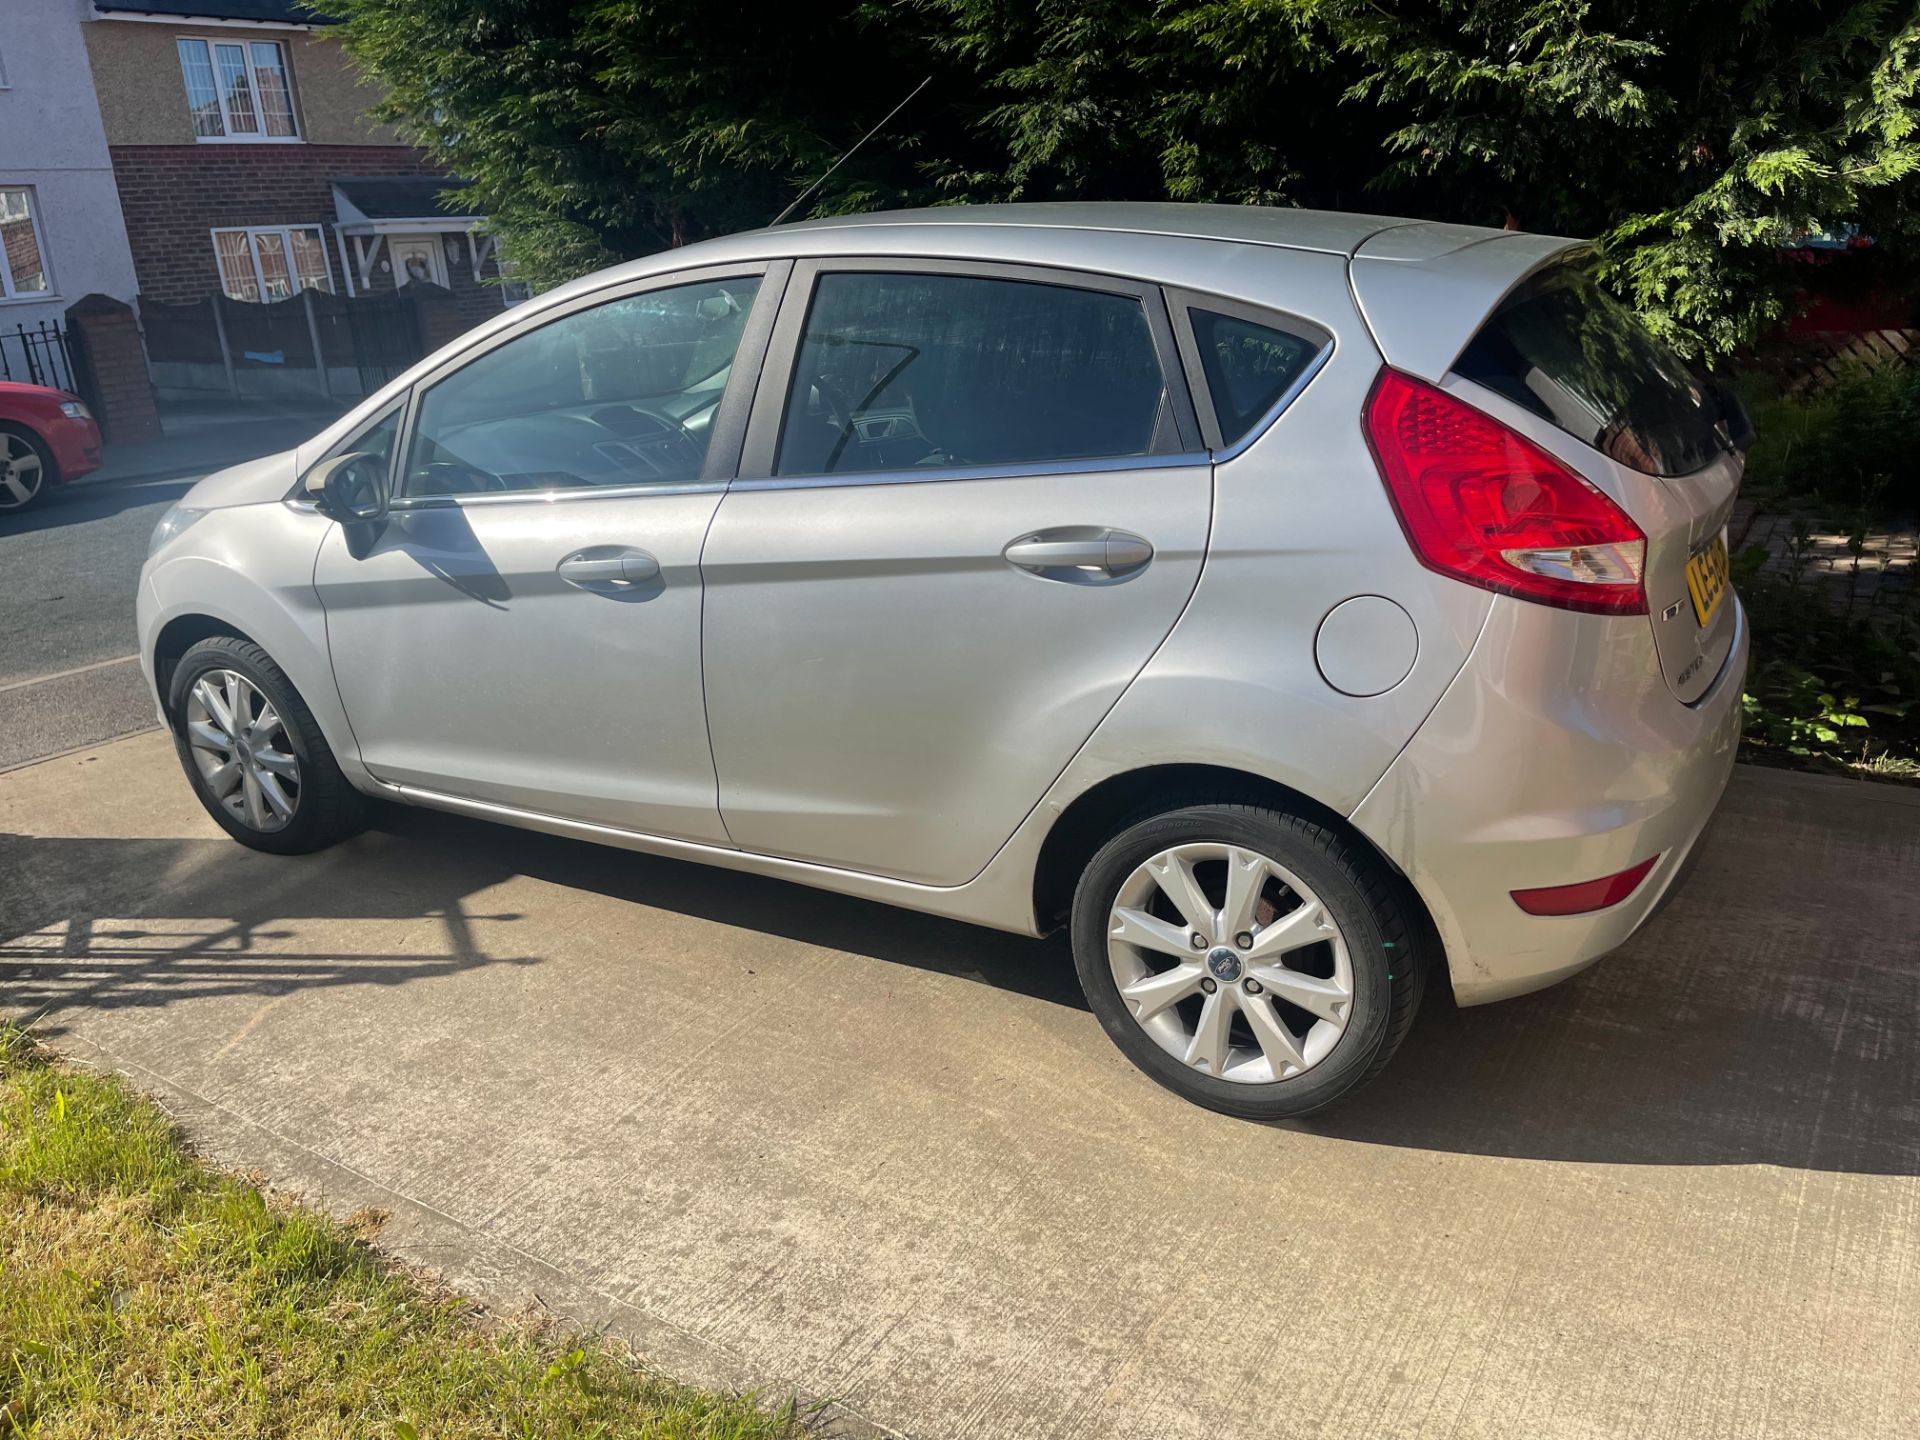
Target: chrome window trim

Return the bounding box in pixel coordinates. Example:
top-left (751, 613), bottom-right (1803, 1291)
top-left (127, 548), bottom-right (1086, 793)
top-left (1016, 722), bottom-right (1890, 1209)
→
top-left (728, 450), bottom-right (1211, 494)
top-left (387, 479), bottom-right (729, 511)
top-left (1164, 287), bottom-right (1334, 455)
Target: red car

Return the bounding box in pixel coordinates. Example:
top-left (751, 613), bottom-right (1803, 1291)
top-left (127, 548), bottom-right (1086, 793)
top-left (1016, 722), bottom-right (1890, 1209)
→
top-left (0, 380), bottom-right (104, 515)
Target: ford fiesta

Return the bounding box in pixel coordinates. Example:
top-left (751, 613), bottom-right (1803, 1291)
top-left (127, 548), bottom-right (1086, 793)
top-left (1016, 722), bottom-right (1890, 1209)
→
top-left (138, 204), bottom-right (1748, 1116)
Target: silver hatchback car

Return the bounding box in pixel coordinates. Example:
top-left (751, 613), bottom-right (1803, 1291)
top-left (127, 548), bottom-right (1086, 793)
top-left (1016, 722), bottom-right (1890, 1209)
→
top-left (139, 204), bottom-right (1748, 1116)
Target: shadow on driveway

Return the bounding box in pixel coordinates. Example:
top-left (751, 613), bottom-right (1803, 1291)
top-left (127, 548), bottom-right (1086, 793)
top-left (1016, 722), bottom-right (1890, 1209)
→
top-left (6, 762), bottom-right (1917, 1178)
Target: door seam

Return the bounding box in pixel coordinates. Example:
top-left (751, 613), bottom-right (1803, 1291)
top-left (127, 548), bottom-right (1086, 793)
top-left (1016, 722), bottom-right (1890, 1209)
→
top-left (699, 261), bottom-right (793, 849)
top-left (695, 491), bottom-right (736, 848)
top-left (953, 459), bottom-right (1221, 887)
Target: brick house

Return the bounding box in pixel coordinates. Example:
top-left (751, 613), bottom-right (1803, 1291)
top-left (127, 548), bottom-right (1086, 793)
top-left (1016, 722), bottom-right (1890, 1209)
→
top-left (81, 0), bottom-right (509, 327)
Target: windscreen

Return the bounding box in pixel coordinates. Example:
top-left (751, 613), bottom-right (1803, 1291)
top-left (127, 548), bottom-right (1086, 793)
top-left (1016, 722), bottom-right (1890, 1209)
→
top-left (1453, 263), bottom-right (1724, 477)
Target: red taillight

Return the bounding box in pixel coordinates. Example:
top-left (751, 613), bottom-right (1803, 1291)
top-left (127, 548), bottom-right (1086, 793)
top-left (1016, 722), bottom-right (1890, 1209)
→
top-left (1363, 369), bottom-right (1648, 615)
top-left (1511, 856), bottom-right (1660, 916)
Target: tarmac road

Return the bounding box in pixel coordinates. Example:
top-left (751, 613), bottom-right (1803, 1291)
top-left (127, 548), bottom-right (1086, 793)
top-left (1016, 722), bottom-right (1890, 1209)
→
top-left (0, 471), bottom-right (197, 771)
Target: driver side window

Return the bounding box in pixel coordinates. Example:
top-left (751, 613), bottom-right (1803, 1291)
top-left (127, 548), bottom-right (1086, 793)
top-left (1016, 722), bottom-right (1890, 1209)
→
top-left (403, 275), bottom-right (762, 498)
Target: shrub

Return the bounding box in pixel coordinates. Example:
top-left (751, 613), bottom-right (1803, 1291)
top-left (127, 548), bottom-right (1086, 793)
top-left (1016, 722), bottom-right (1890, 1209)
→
top-left (1739, 360), bottom-right (1920, 516)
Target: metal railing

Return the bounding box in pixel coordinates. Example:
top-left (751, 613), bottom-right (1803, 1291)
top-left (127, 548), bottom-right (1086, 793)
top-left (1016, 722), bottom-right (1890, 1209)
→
top-left (0, 320), bottom-right (77, 393)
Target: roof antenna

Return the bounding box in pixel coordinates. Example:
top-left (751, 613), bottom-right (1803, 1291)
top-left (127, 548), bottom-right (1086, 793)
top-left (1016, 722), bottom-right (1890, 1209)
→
top-left (770, 76), bottom-right (932, 227)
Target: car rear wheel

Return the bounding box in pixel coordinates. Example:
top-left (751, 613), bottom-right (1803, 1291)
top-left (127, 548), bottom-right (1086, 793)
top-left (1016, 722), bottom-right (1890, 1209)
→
top-left (168, 636), bottom-right (369, 855)
top-left (1071, 802), bottom-right (1425, 1118)
top-left (0, 424), bottom-right (54, 514)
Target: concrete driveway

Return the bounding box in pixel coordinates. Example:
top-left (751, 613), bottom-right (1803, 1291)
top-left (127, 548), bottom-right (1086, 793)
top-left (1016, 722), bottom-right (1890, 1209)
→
top-left (3, 733), bottom-right (1915, 1439)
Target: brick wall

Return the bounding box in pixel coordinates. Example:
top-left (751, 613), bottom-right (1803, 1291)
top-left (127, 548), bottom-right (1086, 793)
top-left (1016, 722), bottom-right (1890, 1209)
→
top-left (110, 144), bottom-right (430, 303)
top-left (65, 294), bottom-right (162, 444)
top-left (86, 22), bottom-right (411, 149)
top-left (110, 144), bottom-right (507, 327)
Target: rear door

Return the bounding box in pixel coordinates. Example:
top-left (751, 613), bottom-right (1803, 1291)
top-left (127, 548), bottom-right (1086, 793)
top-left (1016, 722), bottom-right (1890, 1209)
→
top-left (700, 259), bottom-right (1213, 885)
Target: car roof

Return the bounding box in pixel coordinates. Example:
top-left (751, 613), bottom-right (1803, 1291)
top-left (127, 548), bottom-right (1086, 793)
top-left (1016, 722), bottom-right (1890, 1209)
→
top-left (765, 202), bottom-right (1438, 258)
top-left (300, 205), bottom-right (1581, 465)
top-left (523, 202), bottom-right (1568, 326)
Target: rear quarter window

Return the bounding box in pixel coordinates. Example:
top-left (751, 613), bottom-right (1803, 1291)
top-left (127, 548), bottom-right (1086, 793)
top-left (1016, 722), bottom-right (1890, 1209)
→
top-left (1453, 264), bottom-right (1722, 477)
top-left (1188, 308), bottom-right (1323, 448)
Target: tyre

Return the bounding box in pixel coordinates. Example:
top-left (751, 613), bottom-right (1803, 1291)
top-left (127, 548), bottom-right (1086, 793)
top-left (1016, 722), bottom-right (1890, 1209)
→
top-left (0, 423), bottom-right (55, 515)
top-left (1071, 801), bottom-right (1426, 1118)
top-left (167, 635), bottom-right (369, 855)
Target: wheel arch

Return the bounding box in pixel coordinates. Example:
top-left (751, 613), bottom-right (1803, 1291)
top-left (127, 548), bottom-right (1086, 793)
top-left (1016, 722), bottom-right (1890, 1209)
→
top-left (0, 415), bottom-right (55, 447)
top-left (0, 418), bottom-right (58, 488)
top-left (1030, 763), bottom-right (1440, 955)
top-left (151, 613), bottom-right (263, 720)
top-left (141, 506), bottom-right (370, 789)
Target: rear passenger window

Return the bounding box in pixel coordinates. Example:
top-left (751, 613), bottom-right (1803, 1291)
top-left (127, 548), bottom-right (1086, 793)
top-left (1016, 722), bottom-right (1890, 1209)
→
top-left (775, 271), bottom-right (1167, 476)
top-left (1453, 263), bottom-right (1721, 476)
top-left (1189, 309), bottom-right (1321, 447)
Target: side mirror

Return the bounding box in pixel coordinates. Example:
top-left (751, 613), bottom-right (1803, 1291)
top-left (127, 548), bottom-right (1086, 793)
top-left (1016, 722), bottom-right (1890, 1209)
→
top-left (305, 451), bottom-right (390, 523)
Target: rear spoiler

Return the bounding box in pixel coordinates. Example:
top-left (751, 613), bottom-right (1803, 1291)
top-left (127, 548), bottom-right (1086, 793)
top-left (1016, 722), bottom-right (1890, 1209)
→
top-left (1348, 226), bottom-right (1587, 383)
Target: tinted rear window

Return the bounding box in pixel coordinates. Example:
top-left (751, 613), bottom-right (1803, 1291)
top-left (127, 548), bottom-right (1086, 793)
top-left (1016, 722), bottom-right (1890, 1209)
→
top-left (1454, 264), bottom-right (1722, 476)
top-left (775, 271), bottom-right (1166, 476)
top-left (1190, 309), bottom-right (1321, 447)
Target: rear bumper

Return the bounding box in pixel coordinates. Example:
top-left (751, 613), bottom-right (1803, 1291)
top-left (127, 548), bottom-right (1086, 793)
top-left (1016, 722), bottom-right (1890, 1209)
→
top-left (1350, 594), bottom-right (1747, 1006)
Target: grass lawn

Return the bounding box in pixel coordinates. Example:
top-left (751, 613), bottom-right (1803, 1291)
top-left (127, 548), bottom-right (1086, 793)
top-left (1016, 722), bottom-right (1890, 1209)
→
top-left (0, 1028), bottom-right (808, 1439)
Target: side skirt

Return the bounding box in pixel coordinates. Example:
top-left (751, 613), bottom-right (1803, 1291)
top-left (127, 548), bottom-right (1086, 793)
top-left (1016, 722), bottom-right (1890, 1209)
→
top-left (371, 781), bottom-right (1046, 938)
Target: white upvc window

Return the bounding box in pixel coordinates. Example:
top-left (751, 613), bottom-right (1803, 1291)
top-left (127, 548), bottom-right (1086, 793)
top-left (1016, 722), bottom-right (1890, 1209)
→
top-left (177, 37), bottom-right (300, 142)
top-left (212, 226), bottom-right (332, 302)
top-left (0, 187), bottom-right (54, 302)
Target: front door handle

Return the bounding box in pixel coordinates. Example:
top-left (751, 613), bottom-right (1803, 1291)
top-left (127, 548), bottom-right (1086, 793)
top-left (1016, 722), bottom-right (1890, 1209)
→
top-left (557, 546), bottom-right (661, 591)
top-left (1004, 527), bottom-right (1154, 584)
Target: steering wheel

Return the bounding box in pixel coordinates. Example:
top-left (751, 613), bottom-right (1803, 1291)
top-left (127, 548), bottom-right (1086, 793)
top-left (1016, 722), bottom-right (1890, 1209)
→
top-left (412, 460), bottom-right (505, 496)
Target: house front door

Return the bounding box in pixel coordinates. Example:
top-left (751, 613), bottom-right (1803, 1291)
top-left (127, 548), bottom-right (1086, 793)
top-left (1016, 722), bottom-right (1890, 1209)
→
top-left (389, 234), bottom-right (447, 288)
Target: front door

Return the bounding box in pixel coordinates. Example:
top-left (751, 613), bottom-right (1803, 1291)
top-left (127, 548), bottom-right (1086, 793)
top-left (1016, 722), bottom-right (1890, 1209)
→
top-left (702, 261), bottom-right (1213, 885)
top-left (314, 268), bottom-right (777, 841)
top-left (388, 233), bottom-right (448, 289)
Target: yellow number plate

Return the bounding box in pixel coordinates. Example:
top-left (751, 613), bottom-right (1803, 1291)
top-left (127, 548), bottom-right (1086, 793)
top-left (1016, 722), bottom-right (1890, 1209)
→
top-left (1685, 532), bottom-right (1730, 628)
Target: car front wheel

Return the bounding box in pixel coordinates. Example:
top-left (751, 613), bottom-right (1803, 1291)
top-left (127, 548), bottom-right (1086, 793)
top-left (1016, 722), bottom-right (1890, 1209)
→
top-left (167, 635), bottom-right (369, 855)
top-left (1071, 801), bottom-right (1426, 1118)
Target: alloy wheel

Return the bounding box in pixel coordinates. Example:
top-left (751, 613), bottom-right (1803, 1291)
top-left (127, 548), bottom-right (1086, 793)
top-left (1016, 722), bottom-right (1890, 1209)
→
top-left (0, 433), bottom-right (44, 511)
top-left (1106, 842), bottom-right (1354, 1084)
top-left (184, 669), bottom-right (301, 832)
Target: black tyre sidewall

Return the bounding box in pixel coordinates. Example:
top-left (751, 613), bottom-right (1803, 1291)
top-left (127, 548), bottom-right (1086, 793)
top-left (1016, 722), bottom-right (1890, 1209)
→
top-left (168, 638), bottom-right (347, 855)
top-left (1072, 806), bottom-right (1399, 1119)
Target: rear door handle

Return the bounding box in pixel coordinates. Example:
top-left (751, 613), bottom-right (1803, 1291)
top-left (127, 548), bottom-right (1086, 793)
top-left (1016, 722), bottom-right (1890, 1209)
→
top-left (557, 547), bottom-right (661, 590)
top-left (1004, 527), bottom-right (1154, 584)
